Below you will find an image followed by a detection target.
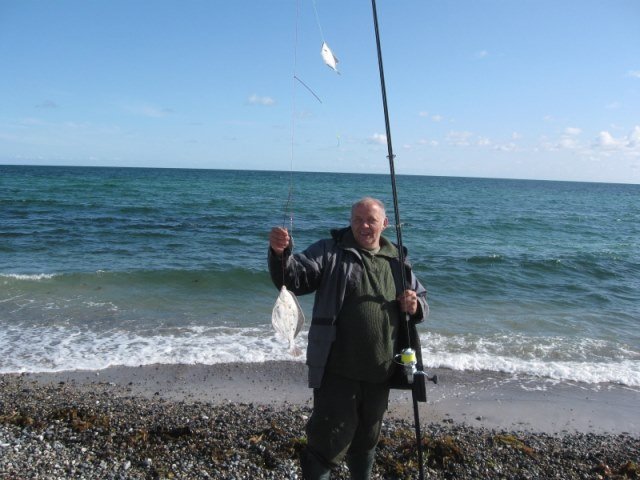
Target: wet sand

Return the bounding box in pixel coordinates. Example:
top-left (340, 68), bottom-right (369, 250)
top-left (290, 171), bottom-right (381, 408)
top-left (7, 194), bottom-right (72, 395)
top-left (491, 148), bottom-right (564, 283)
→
top-left (20, 361), bottom-right (640, 435)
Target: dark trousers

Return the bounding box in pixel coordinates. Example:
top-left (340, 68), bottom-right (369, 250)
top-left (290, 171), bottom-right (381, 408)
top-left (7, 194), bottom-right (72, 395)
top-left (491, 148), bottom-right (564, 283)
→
top-left (304, 371), bottom-right (390, 469)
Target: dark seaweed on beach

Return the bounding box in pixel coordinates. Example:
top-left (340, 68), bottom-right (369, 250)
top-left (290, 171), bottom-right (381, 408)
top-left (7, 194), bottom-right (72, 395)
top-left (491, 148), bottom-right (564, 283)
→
top-left (1, 375), bottom-right (638, 479)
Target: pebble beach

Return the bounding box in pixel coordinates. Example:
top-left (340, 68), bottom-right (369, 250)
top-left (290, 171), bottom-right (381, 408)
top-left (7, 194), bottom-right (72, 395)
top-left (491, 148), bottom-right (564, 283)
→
top-left (1, 362), bottom-right (639, 479)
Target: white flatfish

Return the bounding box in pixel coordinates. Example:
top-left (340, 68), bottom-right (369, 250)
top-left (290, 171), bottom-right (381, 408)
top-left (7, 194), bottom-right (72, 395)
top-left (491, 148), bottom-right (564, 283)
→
top-left (272, 286), bottom-right (305, 356)
top-left (321, 42), bottom-right (340, 74)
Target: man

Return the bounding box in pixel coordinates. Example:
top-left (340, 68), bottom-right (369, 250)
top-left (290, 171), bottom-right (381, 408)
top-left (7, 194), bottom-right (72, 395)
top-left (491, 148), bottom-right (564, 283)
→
top-left (268, 197), bottom-right (428, 480)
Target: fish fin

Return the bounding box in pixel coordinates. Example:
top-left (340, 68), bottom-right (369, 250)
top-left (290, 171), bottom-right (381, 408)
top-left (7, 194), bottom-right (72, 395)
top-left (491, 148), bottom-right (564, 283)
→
top-left (287, 290), bottom-right (306, 337)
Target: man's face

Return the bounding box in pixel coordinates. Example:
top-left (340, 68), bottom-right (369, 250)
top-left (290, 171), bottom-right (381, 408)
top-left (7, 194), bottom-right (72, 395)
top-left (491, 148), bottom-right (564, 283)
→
top-left (350, 201), bottom-right (389, 250)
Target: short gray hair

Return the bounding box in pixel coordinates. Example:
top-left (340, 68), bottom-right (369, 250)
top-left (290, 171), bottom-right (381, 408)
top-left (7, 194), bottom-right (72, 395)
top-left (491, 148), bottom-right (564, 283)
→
top-left (351, 197), bottom-right (386, 216)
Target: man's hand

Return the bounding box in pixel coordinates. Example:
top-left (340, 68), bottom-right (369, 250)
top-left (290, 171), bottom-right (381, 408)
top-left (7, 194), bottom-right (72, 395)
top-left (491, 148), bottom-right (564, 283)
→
top-left (269, 227), bottom-right (290, 255)
top-left (397, 290), bottom-right (419, 315)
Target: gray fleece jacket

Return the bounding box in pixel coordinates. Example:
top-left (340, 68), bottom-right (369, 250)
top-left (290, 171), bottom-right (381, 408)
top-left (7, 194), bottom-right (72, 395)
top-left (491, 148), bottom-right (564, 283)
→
top-left (268, 227), bottom-right (428, 389)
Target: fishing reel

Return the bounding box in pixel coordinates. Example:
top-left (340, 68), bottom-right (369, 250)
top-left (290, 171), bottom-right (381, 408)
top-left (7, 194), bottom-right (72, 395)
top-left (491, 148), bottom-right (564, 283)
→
top-left (398, 348), bottom-right (438, 385)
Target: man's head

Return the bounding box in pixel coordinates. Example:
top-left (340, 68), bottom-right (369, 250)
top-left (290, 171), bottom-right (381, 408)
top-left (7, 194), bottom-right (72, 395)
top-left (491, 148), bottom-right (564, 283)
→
top-left (350, 197), bottom-right (389, 250)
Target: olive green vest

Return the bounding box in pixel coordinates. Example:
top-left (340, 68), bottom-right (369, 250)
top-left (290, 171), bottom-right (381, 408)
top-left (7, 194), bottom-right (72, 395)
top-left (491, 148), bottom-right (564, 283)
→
top-left (326, 232), bottom-right (400, 383)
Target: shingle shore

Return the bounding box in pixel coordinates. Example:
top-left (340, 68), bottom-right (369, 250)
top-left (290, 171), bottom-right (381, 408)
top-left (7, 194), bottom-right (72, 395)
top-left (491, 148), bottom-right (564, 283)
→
top-left (1, 374), bottom-right (638, 479)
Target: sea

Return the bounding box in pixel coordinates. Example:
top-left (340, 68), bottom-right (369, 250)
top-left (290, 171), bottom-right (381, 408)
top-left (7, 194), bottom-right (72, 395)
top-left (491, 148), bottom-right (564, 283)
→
top-left (1, 165), bottom-right (639, 388)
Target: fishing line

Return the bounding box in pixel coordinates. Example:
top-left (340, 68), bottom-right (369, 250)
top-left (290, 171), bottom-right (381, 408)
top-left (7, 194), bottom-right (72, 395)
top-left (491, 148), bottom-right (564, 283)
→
top-left (293, 0), bottom-right (331, 103)
top-left (284, 0), bottom-right (327, 234)
top-left (284, 0), bottom-right (301, 234)
top-left (311, 0), bottom-right (326, 44)
top-left (282, 0), bottom-right (336, 286)
top-left (294, 75), bottom-right (323, 103)
top-left (281, 0), bottom-right (305, 289)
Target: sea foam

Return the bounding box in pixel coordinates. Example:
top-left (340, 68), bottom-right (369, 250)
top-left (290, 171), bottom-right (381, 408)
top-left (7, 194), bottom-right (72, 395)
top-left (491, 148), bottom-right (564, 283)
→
top-left (0, 273), bottom-right (57, 281)
top-left (1, 325), bottom-right (638, 387)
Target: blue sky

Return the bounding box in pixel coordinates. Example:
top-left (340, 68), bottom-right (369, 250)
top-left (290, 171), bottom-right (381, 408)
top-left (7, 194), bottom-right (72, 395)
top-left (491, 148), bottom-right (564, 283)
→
top-left (1, 0), bottom-right (639, 183)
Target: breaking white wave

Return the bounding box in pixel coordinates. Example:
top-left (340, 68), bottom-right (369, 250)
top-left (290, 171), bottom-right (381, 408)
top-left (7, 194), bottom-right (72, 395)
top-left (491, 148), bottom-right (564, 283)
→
top-left (421, 332), bottom-right (640, 387)
top-left (1, 325), bottom-right (638, 387)
top-left (0, 273), bottom-right (57, 281)
top-left (0, 325), bottom-right (306, 374)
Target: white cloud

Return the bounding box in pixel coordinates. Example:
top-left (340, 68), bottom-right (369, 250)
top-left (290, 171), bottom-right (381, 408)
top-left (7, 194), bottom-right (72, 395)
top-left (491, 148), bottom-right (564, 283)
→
top-left (629, 126), bottom-right (640, 147)
top-left (559, 137), bottom-right (579, 149)
top-left (547, 127), bottom-right (583, 150)
top-left (370, 133), bottom-right (387, 145)
top-left (593, 127), bottom-right (640, 152)
top-left (419, 111), bottom-right (443, 122)
top-left (494, 142), bottom-right (518, 152)
top-left (596, 131), bottom-right (623, 149)
top-left (247, 94), bottom-right (275, 106)
top-left (445, 131), bottom-right (504, 149)
top-left (627, 70), bottom-right (640, 79)
top-left (537, 126), bottom-right (640, 159)
top-left (476, 50), bottom-right (489, 59)
top-left (446, 130), bottom-right (474, 146)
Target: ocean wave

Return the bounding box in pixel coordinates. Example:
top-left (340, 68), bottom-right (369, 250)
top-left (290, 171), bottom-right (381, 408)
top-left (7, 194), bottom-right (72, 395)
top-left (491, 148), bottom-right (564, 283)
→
top-left (0, 325), bottom-right (305, 374)
top-left (466, 254), bottom-right (504, 264)
top-left (0, 267), bottom-right (271, 287)
top-left (421, 332), bottom-right (640, 386)
top-left (1, 326), bottom-right (638, 387)
top-left (0, 272), bottom-right (58, 281)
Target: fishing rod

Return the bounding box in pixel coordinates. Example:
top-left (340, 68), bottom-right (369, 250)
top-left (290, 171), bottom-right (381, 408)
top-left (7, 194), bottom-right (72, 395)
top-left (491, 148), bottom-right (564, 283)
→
top-left (370, 1), bottom-right (436, 479)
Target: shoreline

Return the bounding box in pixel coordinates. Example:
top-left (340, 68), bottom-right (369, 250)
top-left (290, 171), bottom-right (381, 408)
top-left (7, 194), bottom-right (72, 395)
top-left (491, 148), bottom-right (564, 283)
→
top-left (2, 362), bottom-right (639, 479)
top-left (11, 361), bottom-right (640, 435)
